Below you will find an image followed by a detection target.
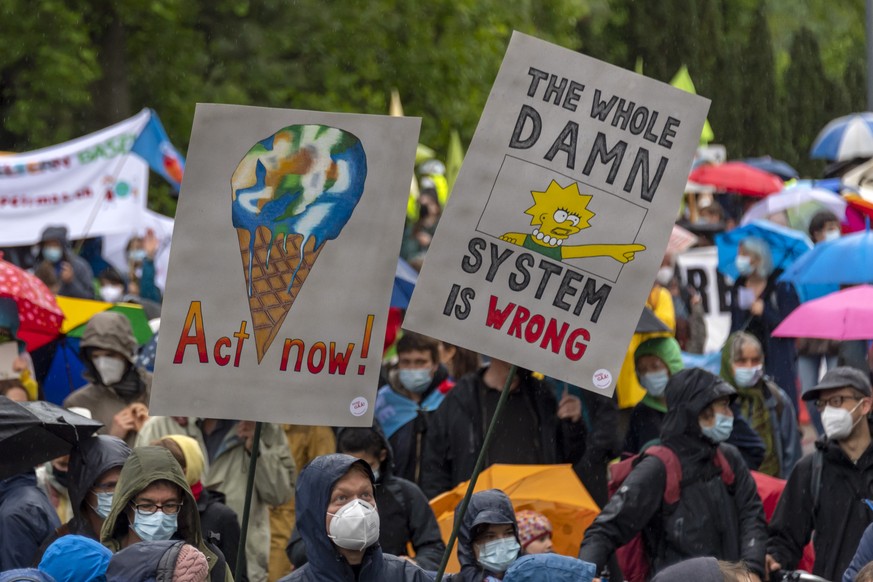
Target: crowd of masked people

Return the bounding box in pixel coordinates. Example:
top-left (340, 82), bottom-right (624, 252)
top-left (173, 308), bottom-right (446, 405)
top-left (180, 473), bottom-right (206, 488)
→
top-left (3, 187), bottom-right (873, 582)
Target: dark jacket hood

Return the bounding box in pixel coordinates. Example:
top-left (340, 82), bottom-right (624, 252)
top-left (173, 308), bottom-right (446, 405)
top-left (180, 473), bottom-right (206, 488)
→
top-left (68, 435), bottom-right (132, 521)
top-left (40, 226), bottom-right (69, 247)
top-left (38, 534), bottom-right (111, 582)
top-left (456, 489), bottom-right (519, 579)
top-left (105, 539), bottom-right (184, 582)
top-left (662, 367), bottom-right (737, 441)
top-left (651, 556), bottom-right (722, 581)
top-left (0, 471), bottom-right (36, 499)
top-left (100, 446), bottom-right (202, 550)
top-left (296, 453), bottom-right (380, 581)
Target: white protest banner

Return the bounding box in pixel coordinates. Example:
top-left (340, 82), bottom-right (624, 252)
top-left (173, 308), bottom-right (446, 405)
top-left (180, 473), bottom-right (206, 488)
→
top-left (676, 245), bottom-right (732, 353)
top-left (403, 32), bottom-right (709, 395)
top-left (149, 104), bottom-right (420, 426)
top-left (0, 110), bottom-right (151, 246)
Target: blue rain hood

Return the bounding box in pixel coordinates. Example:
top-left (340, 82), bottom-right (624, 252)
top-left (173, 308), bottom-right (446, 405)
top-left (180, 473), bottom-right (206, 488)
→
top-left (39, 535), bottom-right (110, 582)
top-left (503, 554), bottom-right (597, 582)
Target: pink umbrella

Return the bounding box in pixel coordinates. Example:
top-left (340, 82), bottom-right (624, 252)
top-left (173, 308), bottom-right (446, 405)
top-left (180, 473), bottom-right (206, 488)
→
top-left (773, 285), bottom-right (873, 340)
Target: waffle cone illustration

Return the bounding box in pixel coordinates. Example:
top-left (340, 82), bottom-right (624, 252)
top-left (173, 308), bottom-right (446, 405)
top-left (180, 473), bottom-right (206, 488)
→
top-left (231, 125), bottom-right (367, 363)
top-left (236, 226), bottom-right (324, 362)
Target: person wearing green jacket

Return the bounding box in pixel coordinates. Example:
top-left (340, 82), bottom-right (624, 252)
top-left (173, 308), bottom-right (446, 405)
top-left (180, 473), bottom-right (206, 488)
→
top-left (136, 417), bottom-right (295, 582)
top-left (99, 446), bottom-right (233, 581)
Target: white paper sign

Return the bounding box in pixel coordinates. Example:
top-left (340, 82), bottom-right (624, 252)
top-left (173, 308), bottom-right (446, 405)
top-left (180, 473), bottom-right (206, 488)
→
top-left (676, 246), bottom-right (732, 353)
top-left (149, 104), bottom-right (420, 426)
top-left (403, 32), bottom-right (709, 395)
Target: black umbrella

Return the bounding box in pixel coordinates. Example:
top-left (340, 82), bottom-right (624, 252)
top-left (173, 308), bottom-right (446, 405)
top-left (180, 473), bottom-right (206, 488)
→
top-left (0, 396), bottom-right (103, 480)
top-left (635, 307), bottom-right (670, 334)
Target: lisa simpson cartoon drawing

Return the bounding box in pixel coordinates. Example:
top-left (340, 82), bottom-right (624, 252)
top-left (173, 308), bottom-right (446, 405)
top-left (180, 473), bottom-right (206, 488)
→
top-left (500, 180), bottom-right (645, 263)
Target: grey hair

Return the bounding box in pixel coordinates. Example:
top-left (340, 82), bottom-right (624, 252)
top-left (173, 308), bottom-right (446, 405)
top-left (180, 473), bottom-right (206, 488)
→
top-left (739, 236), bottom-right (773, 278)
top-left (731, 332), bottom-right (763, 362)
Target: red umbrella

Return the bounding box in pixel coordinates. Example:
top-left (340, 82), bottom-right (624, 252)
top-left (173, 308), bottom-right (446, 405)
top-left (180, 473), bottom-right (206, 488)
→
top-left (688, 162), bottom-right (784, 197)
top-left (0, 255), bottom-right (64, 351)
top-left (751, 471), bottom-right (815, 571)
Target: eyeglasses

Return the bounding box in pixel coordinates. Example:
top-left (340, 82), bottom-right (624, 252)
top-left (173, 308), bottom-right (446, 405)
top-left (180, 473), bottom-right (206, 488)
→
top-left (815, 395), bottom-right (862, 411)
top-left (130, 501), bottom-right (183, 515)
top-left (92, 482), bottom-right (117, 494)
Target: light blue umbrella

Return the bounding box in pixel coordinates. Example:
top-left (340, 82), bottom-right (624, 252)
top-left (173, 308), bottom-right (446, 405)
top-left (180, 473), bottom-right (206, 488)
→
top-left (810, 113), bottom-right (873, 161)
top-left (779, 229), bottom-right (873, 286)
top-left (715, 220), bottom-right (813, 280)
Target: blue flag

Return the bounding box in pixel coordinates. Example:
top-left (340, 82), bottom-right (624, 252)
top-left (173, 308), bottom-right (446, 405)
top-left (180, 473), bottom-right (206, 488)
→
top-left (131, 109), bottom-right (185, 191)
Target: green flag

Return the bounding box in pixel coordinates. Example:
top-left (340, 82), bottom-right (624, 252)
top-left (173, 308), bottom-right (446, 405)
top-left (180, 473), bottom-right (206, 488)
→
top-left (670, 66), bottom-right (714, 145)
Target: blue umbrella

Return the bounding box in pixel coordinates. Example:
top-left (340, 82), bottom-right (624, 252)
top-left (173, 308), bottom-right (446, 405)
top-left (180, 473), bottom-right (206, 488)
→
top-left (390, 258), bottom-right (418, 309)
top-left (715, 220), bottom-right (813, 280)
top-left (811, 113), bottom-right (873, 161)
top-left (42, 337), bottom-right (87, 405)
top-left (742, 157), bottom-right (799, 180)
top-left (779, 229), bottom-right (873, 286)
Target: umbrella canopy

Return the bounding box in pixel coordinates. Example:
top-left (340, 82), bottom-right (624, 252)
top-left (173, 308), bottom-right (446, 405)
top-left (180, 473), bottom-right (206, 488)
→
top-left (391, 258), bottom-right (418, 310)
top-left (0, 395), bottom-right (102, 479)
top-left (811, 112), bottom-right (873, 161)
top-left (742, 157), bottom-right (799, 181)
top-left (429, 464), bottom-right (599, 573)
top-left (58, 298), bottom-right (153, 346)
top-left (773, 285), bottom-right (873, 340)
top-left (688, 162), bottom-right (783, 197)
top-left (0, 257), bottom-right (64, 351)
top-left (740, 186), bottom-right (847, 229)
top-left (636, 307), bottom-right (671, 334)
top-left (779, 229), bottom-right (873, 286)
top-left (715, 220), bottom-right (813, 280)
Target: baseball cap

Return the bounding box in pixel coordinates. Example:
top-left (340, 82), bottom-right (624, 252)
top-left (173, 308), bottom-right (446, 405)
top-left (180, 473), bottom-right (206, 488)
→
top-left (802, 366), bottom-right (872, 401)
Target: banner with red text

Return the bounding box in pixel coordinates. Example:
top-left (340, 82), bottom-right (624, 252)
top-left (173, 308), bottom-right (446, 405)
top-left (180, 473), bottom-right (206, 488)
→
top-left (403, 32), bottom-right (709, 395)
top-left (0, 110), bottom-right (151, 246)
top-left (149, 104), bottom-right (420, 426)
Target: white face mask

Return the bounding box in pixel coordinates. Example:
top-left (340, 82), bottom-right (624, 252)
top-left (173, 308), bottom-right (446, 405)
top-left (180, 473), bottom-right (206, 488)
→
top-left (823, 229), bottom-right (841, 242)
top-left (477, 536), bottom-right (521, 573)
top-left (328, 499), bottom-right (380, 551)
top-left (99, 285), bottom-right (124, 303)
top-left (93, 356), bottom-right (127, 386)
top-left (822, 402), bottom-right (864, 441)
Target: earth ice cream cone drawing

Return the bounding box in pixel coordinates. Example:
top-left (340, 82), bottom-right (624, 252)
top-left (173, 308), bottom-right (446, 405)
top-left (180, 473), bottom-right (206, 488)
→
top-left (231, 125), bottom-right (368, 362)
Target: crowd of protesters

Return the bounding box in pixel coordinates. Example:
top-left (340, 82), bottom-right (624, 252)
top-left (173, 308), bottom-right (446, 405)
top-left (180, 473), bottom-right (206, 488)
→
top-left (2, 158), bottom-right (873, 582)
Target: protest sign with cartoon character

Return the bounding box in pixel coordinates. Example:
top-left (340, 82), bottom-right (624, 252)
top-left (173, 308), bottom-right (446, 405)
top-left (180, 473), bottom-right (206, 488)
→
top-left (404, 32), bottom-right (709, 395)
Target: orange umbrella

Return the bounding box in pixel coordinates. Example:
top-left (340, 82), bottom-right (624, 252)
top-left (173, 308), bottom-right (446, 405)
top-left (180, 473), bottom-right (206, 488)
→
top-left (428, 464), bottom-right (599, 574)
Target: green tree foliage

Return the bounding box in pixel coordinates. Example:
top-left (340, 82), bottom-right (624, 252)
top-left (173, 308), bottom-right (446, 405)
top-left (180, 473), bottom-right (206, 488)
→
top-left (738, 1), bottom-right (780, 157)
top-left (0, 0), bottom-right (585, 216)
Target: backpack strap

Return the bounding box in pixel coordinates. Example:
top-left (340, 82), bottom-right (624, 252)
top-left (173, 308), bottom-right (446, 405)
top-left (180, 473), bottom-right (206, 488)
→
top-left (713, 447), bottom-right (736, 487)
top-left (156, 541), bottom-right (185, 582)
top-left (644, 445), bottom-right (683, 505)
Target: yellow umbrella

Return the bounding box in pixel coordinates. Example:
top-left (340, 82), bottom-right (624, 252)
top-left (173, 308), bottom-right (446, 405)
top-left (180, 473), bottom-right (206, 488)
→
top-left (428, 464), bottom-right (599, 574)
top-left (56, 296), bottom-right (112, 334)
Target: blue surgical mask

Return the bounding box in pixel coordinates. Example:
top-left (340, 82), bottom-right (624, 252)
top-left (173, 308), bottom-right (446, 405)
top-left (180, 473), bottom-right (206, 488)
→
top-left (477, 536), bottom-right (520, 574)
top-left (131, 509), bottom-right (178, 541)
top-left (128, 249), bottom-right (147, 262)
top-left (398, 368), bottom-right (432, 393)
top-left (93, 492), bottom-right (114, 519)
top-left (733, 365), bottom-right (763, 388)
top-left (640, 370), bottom-right (669, 397)
top-left (700, 413), bottom-right (734, 443)
top-left (43, 247), bottom-right (63, 263)
top-left (735, 255), bottom-right (753, 276)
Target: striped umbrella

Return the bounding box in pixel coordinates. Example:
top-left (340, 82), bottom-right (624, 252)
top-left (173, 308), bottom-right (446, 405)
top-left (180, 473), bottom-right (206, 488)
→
top-left (811, 113), bottom-right (873, 161)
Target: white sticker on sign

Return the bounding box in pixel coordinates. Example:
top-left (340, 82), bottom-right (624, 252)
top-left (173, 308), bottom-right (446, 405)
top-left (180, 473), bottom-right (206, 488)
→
top-left (350, 397), bottom-right (369, 417)
top-left (592, 369), bottom-right (612, 390)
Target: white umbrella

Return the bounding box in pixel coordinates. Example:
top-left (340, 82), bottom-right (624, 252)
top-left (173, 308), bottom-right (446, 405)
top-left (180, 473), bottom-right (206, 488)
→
top-left (740, 186), bottom-right (847, 226)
